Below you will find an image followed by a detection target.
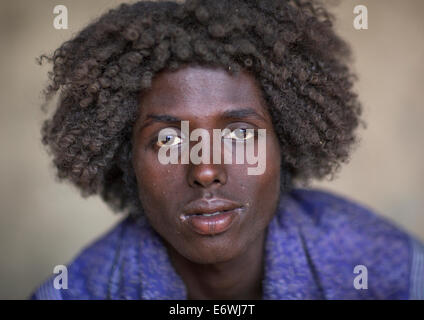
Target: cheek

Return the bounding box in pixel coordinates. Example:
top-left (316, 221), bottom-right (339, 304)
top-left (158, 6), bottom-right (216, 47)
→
top-left (246, 134), bottom-right (281, 211)
top-left (250, 133), bottom-right (281, 190)
top-left (132, 147), bottom-right (188, 226)
top-left (132, 148), bottom-right (172, 210)
top-left (133, 150), bottom-right (159, 190)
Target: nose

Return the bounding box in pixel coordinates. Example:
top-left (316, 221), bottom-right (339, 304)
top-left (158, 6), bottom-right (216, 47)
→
top-left (187, 163), bottom-right (227, 189)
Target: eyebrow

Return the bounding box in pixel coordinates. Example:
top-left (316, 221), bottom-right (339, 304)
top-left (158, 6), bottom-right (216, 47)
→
top-left (138, 114), bottom-right (182, 132)
top-left (138, 107), bottom-right (267, 132)
top-left (220, 108), bottom-right (267, 122)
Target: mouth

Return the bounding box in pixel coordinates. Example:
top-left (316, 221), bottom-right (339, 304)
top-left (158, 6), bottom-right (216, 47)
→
top-left (191, 208), bottom-right (234, 217)
top-left (181, 199), bottom-right (244, 236)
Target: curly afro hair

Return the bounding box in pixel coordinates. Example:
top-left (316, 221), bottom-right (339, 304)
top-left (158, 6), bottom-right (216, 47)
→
top-left (38, 0), bottom-right (363, 217)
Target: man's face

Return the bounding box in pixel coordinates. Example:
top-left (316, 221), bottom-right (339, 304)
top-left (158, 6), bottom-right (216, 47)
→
top-left (132, 65), bottom-right (281, 264)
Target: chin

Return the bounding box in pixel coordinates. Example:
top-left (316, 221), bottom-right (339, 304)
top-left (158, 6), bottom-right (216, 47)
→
top-left (187, 251), bottom-right (239, 265)
top-left (180, 238), bottom-right (245, 265)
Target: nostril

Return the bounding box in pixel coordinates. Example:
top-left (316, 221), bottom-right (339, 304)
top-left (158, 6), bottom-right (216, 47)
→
top-left (188, 164), bottom-right (227, 188)
top-left (192, 178), bottom-right (221, 188)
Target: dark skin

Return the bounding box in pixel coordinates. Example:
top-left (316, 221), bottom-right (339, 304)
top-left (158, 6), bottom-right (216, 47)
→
top-left (131, 65), bottom-right (282, 300)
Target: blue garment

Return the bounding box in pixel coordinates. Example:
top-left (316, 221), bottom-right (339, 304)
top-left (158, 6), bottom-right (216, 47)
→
top-left (30, 188), bottom-right (424, 299)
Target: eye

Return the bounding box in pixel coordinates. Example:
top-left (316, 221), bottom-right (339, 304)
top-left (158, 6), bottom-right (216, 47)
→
top-left (156, 134), bottom-right (183, 147)
top-left (223, 128), bottom-right (255, 141)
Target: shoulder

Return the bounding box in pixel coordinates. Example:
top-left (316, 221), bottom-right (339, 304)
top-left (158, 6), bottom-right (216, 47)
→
top-left (30, 217), bottom-right (134, 300)
top-left (281, 188), bottom-right (424, 299)
top-left (288, 188), bottom-right (411, 242)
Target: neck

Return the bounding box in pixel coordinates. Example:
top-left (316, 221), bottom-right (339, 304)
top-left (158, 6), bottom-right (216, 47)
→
top-left (165, 231), bottom-right (267, 300)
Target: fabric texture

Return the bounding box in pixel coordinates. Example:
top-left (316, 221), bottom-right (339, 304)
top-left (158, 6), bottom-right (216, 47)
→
top-left (30, 188), bottom-right (424, 300)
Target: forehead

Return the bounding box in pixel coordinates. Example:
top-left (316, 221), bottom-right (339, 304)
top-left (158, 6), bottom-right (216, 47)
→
top-left (138, 65), bottom-right (269, 120)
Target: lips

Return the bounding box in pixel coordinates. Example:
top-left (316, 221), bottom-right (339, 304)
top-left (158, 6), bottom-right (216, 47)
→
top-left (181, 198), bottom-right (243, 235)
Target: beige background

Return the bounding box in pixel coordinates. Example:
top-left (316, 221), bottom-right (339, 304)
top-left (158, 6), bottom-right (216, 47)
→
top-left (0, 0), bottom-right (423, 299)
